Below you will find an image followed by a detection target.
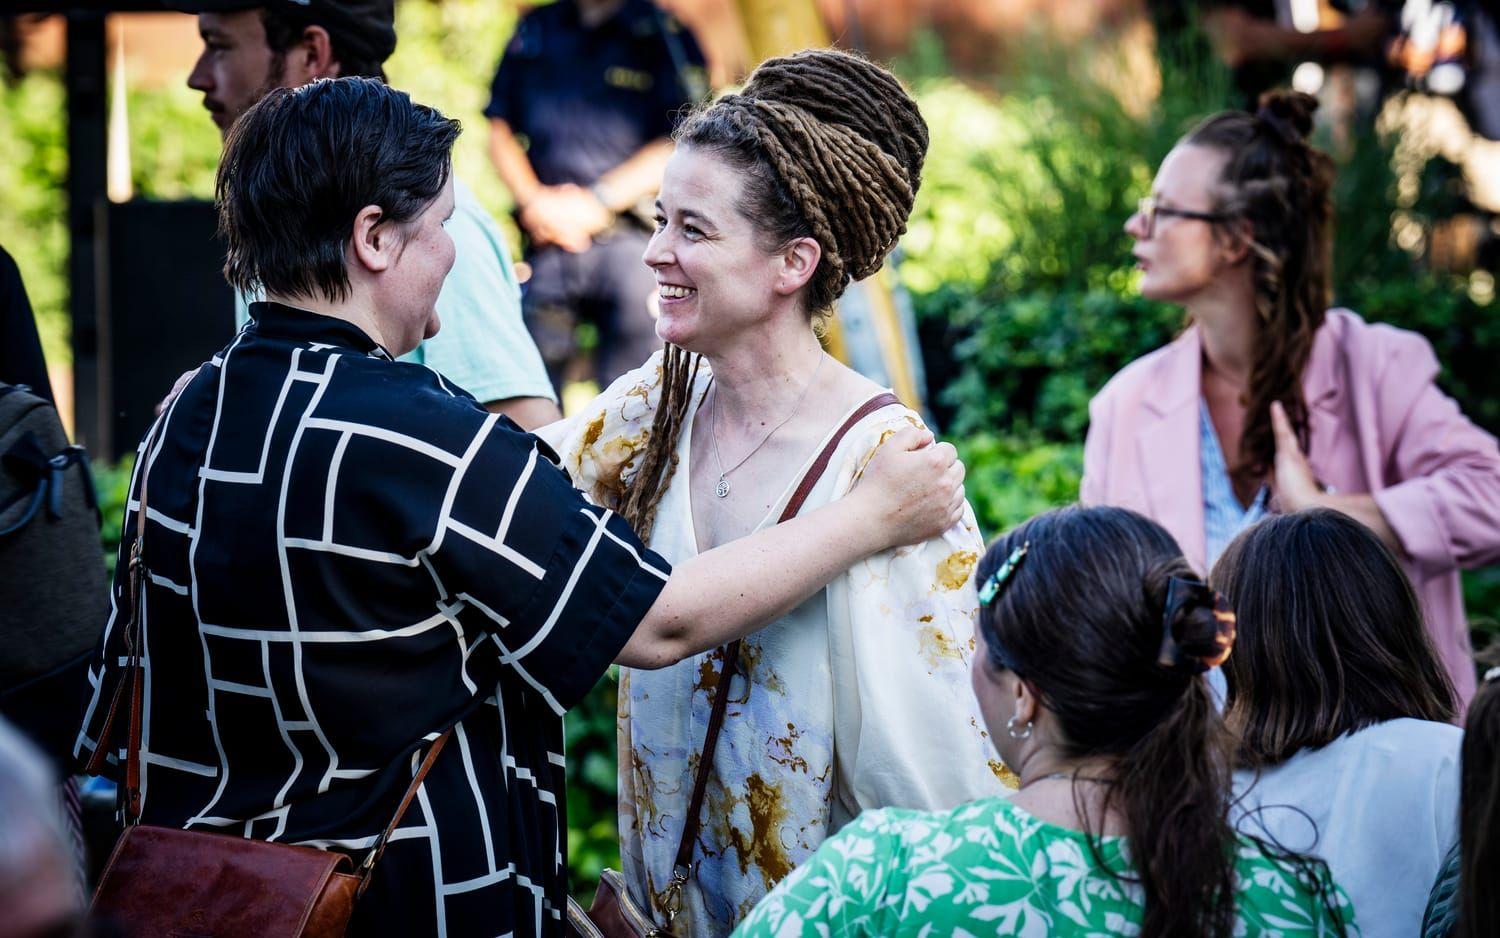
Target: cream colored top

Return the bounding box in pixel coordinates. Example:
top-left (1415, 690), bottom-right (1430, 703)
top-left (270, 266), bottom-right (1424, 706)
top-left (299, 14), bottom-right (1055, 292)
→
top-left (540, 351), bottom-right (1011, 936)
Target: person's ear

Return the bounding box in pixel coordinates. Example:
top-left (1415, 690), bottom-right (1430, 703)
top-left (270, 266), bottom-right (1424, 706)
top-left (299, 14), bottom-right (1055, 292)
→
top-left (285, 24), bottom-right (339, 83)
top-left (1216, 217), bottom-right (1254, 266)
top-left (1013, 677), bottom-right (1041, 727)
top-left (350, 204), bottom-right (392, 274)
top-left (773, 236), bottom-right (821, 296)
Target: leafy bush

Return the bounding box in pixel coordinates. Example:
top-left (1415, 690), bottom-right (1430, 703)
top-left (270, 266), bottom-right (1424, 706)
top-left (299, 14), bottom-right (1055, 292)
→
top-left (565, 670), bottom-right (621, 892)
top-left (954, 434), bottom-right (1083, 535)
top-left (933, 286), bottom-right (1181, 441)
top-left (93, 455), bottom-right (133, 578)
top-left (0, 72), bottom-right (68, 366)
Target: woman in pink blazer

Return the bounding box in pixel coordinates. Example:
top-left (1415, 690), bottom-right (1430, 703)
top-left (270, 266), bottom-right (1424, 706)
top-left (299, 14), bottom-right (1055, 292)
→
top-left (1081, 90), bottom-right (1500, 705)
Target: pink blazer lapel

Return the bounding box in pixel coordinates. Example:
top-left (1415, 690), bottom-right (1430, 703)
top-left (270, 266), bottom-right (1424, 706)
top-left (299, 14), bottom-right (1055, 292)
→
top-left (1137, 329), bottom-right (1208, 573)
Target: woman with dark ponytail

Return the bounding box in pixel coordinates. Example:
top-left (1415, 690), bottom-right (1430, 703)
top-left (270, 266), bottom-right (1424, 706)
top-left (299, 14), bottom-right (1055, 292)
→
top-left (735, 506), bottom-right (1353, 937)
top-left (1081, 89), bottom-right (1500, 705)
top-left (538, 49), bottom-right (1003, 935)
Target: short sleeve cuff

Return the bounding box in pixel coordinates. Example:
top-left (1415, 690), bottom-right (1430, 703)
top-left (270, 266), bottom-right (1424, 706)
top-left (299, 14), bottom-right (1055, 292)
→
top-left (516, 504), bottom-right (675, 708)
top-left (553, 552), bottom-right (668, 711)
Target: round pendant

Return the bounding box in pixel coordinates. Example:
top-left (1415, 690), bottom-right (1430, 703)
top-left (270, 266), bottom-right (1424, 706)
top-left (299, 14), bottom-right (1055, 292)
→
top-left (715, 477), bottom-right (730, 498)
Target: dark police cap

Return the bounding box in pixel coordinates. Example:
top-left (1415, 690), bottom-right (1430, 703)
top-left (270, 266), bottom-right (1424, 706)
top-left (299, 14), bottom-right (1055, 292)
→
top-left (163, 0), bottom-right (398, 67)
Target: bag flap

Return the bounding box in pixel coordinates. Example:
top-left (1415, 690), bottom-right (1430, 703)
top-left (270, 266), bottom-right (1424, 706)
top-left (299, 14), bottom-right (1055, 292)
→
top-left (92, 825), bottom-right (354, 935)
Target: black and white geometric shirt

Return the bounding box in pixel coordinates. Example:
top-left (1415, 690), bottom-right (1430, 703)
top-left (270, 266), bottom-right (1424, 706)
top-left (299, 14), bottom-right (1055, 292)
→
top-left (75, 301), bottom-right (670, 937)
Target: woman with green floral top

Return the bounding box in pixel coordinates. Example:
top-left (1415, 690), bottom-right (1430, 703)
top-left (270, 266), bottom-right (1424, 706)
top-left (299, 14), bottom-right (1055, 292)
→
top-left (735, 506), bottom-right (1356, 938)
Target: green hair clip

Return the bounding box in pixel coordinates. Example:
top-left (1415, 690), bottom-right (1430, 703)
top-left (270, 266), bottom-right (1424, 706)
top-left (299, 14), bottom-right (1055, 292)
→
top-left (978, 542), bottom-right (1030, 605)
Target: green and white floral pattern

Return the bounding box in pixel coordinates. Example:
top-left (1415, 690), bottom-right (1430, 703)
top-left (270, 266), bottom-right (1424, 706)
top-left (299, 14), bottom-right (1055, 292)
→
top-left (732, 798), bottom-right (1356, 937)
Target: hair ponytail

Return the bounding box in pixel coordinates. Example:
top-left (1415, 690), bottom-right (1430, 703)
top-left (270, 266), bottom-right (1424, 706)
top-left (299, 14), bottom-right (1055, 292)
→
top-left (977, 507), bottom-right (1345, 938)
top-left (1184, 88), bottom-right (1336, 490)
top-left (1114, 672), bottom-right (1237, 936)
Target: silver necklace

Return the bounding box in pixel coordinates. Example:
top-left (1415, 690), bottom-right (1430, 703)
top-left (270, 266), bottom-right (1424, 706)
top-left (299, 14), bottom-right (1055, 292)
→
top-left (710, 352), bottom-right (826, 498)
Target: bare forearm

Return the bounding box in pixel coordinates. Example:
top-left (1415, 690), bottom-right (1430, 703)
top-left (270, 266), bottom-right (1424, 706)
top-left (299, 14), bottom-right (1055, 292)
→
top-left (618, 496), bottom-right (881, 669)
top-left (487, 119), bottom-right (543, 208)
top-left (484, 395), bottom-right (562, 430)
top-left (592, 138), bottom-right (676, 212)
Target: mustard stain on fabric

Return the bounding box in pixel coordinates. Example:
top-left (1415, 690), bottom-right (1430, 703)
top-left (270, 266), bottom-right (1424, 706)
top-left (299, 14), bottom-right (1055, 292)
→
top-left (916, 625), bottom-right (964, 667)
top-left (936, 550), bottom-right (978, 591)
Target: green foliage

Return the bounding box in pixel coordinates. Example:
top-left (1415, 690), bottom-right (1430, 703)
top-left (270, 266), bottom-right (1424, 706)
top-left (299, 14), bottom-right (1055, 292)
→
top-left (933, 285), bottom-right (1181, 441)
top-left (0, 72), bottom-right (69, 366)
top-left (126, 80), bottom-right (221, 200)
top-left (388, 0), bottom-right (521, 228)
top-left (1342, 273), bottom-right (1500, 434)
top-left (1465, 566), bottom-right (1500, 659)
top-left (954, 434), bottom-right (1082, 535)
top-left (93, 455), bottom-right (133, 578)
top-left (565, 668), bottom-right (621, 893)
top-left (901, 33), bottom-right (1239, 451)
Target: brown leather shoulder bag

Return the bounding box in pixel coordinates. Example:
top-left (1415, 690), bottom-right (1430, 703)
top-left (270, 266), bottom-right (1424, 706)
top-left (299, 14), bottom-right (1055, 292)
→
top-left (576, 392), bottom-right (901, 938)
top-left (85, 427), bottom-right (451, 937)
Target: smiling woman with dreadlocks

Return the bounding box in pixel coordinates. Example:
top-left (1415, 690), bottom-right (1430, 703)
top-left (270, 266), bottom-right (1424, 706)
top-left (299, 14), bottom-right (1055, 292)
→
top-left (540, 49), bottom-right (1004, 935)
top-left (1081, 89), bottom-right (1500, 706)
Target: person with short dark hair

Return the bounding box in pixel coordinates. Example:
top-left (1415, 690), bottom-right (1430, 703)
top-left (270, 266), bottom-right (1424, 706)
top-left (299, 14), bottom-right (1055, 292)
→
top-left (74, 77), bottom-right (967, 938)
top-left (1215, 508), bottom-right (1461, 938)
top-left (735, 506), bottom-right (1352, 937)
top-left (174, 0), bottom-right (561, 429)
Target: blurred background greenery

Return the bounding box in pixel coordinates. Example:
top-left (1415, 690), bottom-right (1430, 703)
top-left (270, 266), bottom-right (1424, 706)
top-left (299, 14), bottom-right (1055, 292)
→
top-left (8, 0), bottom-right (1496, 891)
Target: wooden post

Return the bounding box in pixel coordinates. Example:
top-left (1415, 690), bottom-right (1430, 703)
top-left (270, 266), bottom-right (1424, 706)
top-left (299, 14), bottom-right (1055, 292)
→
top-left (66, 11), bottom-right (110, 457)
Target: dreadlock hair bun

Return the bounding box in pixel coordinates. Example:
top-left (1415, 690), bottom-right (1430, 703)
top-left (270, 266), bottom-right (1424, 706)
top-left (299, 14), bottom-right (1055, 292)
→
top-left (1255, 88), bottom-right (1319, 143)
top-left (675, 48), bottom-right (928, 314)
top-left (620, 52), bottom-right (925, 541)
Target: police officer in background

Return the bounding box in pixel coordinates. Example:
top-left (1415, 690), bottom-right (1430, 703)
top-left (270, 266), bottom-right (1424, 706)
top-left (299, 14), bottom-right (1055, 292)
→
top-left (486, 0), bottom-right (707, 389)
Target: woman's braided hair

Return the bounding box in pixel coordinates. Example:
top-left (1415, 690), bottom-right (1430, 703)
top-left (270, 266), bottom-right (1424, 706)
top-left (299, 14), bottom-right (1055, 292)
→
top-left (617, 49), bottom-right (927, 539)
top-left (1186, 89), bottom-right (1336, 489)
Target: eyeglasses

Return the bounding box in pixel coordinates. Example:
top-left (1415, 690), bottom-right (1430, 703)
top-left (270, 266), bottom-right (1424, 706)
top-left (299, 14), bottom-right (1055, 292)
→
top-left (1136, 196), bottom-right (1229, 239)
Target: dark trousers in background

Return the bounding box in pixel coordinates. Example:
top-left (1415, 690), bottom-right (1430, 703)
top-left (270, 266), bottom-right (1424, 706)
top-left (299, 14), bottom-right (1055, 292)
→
top-left (522, 224), bottom-right (660, 391)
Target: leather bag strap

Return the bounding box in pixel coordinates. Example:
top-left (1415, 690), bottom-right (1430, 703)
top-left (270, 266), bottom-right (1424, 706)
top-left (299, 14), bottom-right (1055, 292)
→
top-left (85, 423), bottom-right (160, 785)
top-left (669, 391), bottom-right (903, 876)
top-left (356, 729), bottom-right (451, 897)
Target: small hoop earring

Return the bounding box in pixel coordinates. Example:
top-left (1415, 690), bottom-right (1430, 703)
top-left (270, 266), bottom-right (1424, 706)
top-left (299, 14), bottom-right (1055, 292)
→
top-left (1006, 715), bottom-right (1033, 740)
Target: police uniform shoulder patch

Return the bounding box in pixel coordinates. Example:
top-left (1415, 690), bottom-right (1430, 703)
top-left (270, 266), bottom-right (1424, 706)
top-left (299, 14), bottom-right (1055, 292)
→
top-left (605, 66), bottom-right (654, 92)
